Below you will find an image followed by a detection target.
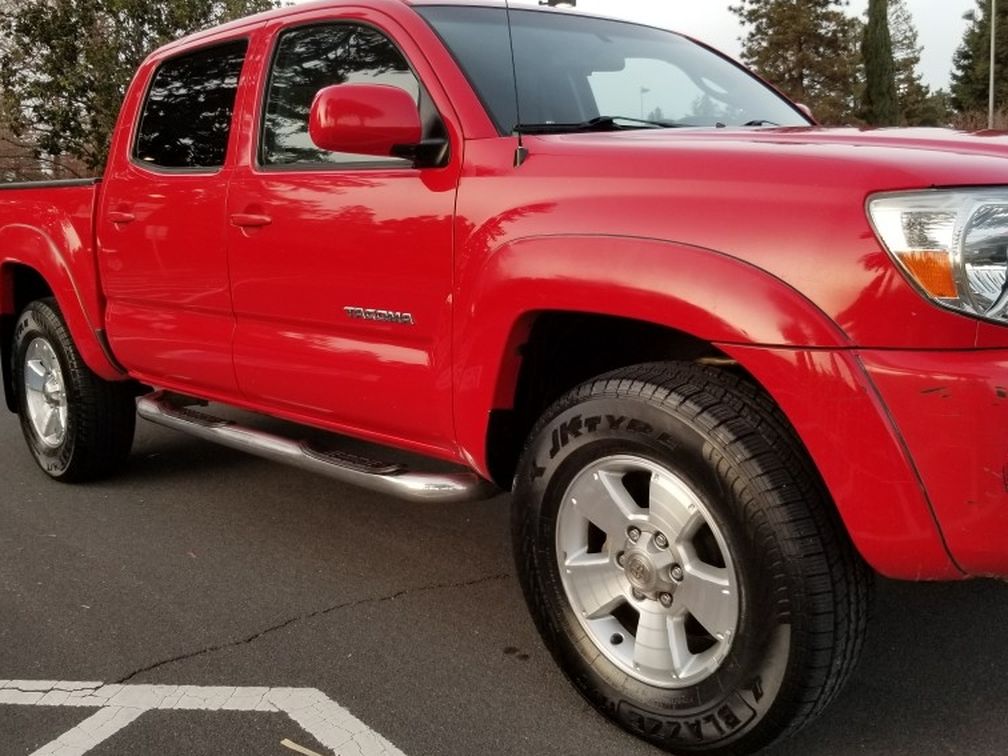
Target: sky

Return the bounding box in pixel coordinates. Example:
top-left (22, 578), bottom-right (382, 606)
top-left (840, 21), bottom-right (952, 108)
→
top-left (519, 0), bottom-right (976, 90)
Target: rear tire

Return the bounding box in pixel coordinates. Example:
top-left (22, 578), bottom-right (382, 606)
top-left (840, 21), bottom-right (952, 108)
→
top-left (513, 362), bottom-right (872, 755)
top-left (13, 299), bottom-right (136, 482)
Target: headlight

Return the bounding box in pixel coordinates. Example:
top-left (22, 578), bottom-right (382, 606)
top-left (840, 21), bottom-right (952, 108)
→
top-left (868, 189), bottom-right (1008, 322)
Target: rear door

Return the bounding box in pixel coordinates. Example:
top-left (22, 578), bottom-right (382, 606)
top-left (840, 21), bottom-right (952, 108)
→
top-left (226, 11), bottom-right (461, 452)
top-left (98, 38), bottom-right (251, 396)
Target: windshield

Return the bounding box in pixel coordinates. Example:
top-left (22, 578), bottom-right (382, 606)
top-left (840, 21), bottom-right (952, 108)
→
top-left (417, 6), bottom-right (810, 133)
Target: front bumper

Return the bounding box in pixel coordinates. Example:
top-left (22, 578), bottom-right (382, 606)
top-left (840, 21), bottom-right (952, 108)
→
top-left (719, 344), bottom-right (961, 581)
top-left (861, 349), bottom-right (1008, 576)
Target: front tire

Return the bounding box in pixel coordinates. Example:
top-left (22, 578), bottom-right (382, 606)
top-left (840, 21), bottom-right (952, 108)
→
top-left (13, 299), bottom-right (136, 482)
top-left (513, 362), bottom-right (871, 755)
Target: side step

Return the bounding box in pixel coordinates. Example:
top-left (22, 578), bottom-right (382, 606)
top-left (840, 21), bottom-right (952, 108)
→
top-left (136, 392), bottom-right (498, 503)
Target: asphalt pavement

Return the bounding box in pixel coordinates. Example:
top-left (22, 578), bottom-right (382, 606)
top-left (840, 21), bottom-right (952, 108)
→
top-left (1, 406), bottom-right (1007, 755)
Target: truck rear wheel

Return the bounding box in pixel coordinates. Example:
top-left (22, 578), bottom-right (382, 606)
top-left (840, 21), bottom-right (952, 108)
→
top-left (13, 299), bottom-right (136, 482)
top-left (512, 362), bottom-right (872, 755)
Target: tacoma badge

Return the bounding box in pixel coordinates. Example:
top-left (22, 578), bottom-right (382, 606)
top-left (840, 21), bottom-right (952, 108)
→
top-left (344, 306), bottom-right (415, 325)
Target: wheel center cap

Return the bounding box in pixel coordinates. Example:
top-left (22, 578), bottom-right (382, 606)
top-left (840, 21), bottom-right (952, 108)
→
top-left (624, 553), bottom-right (657, 592)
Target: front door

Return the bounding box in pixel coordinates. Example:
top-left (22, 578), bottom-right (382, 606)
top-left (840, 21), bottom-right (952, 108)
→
top-left (227, 17), bottom-right (460, 452)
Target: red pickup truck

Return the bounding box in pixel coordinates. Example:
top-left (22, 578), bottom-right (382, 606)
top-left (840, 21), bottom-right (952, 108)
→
top-left (2, 1), bottom-right (1007, 753)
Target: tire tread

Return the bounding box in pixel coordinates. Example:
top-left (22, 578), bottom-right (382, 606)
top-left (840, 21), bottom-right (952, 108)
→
top-left (14, 299), bottom-right (135, 482)
top-left (514, 360), bottom-right (873, 753)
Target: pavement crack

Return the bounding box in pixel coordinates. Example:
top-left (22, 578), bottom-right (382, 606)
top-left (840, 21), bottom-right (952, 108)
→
top-left (2, 683), bottom-right (102, 693)
top-left (114, 572), bottom-right (511, 684)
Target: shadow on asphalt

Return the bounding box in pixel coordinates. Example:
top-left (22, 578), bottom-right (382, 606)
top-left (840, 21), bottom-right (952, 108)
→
top-left (122, 436), bottom-right (254, 482)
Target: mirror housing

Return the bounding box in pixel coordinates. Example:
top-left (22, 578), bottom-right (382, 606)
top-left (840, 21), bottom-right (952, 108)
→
top-left (309, 84), bottom-right (423, 158)
top-left (796, 103), bottom-right (816, 122)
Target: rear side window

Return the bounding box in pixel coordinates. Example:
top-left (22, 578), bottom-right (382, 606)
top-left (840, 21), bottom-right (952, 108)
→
top-left (134, 40), bottom-right (248, 170)
top-left (261, 23), bottom-right (420, 167)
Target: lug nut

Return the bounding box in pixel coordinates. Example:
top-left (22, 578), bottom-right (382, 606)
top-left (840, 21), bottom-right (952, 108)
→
top-left (670, 564), bottom-right (685, 582)
top-left (616, 551), bottom-right (627, 568)
top-left (654, 532), bottom-right (669, 549)
top-left (659, 592), bottom-right (674, 608)
top-left (632, 588), bottom-right (645, 601)
top-left (627, 527), bottom-right (641, 543)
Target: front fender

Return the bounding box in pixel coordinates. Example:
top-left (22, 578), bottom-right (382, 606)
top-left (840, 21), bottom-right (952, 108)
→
top-left (452, 233), bottom-right (848, 465)
top-left (720, 343), bottom-right (960, 580)
top-left (451, 234), bottom-right (958, 580)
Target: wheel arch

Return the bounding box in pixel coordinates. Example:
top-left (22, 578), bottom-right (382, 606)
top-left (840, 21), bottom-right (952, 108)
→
top-left (453, 233), bottom-right (849, 482)
top-left (453, 234), bottom-right (958, 580)
top-left (481, 311), bottom-right (737, 487)
top-left (0, 264), bottom-right (54, 411)
top-left (0, 255), bottom-right (123, 413)
top-left (0, 221), bottom-right (125, 396)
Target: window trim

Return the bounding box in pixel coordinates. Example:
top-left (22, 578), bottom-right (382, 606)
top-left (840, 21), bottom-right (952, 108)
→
top-left (130, 37), bottom-right (251, 176)
top-left (255, 19), bottom-right (432, 174)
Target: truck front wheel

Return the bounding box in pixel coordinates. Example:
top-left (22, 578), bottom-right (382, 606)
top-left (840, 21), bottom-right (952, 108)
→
top-left (512, 362), bottom-right (872, 754)
top-left (12, 299), bottom-right (136, 482)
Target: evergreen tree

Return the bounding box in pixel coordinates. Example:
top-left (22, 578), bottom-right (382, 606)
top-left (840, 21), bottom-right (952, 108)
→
top-left (730, 0), bottom-right (863, 125)
top-left (862, 0), bottom-right (898, 125)
top-left (886, 0), bottom-right (950, 126)
top-left (0, 0), bottom-right (276, 180)
top-left (951, 0), bottom-right (1008, 114)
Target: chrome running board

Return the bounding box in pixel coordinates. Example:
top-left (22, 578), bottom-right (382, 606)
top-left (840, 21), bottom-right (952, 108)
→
top-left (136, 392), bottom-right (498, 503)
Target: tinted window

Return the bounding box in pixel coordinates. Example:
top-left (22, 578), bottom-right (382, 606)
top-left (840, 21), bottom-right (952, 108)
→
top-left (134, 41), bottom-right (247, 169)
top-left (418, 7), bottom-right (808, 133)
top-left (262, 23), bottom-right (420, 166)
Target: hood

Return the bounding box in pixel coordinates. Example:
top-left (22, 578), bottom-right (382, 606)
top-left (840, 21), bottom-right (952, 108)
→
top-left (528, 126), bottom-right (1008, 192)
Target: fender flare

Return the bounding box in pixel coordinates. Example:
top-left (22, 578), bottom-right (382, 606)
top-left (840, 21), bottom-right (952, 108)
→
top-left (451, 234), bottom-right (957, 579)
top-left (0, 224), bottom-right (124, 385)
top-left (452, 233), bottom-right (849, 467)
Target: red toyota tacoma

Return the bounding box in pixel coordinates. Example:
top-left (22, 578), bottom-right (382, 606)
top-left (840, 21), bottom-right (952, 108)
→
top-left (2, 1), bottom-right (1006, 752)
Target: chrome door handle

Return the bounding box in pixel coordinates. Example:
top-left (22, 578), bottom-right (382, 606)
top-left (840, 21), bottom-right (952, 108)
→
top-left (230, 213), bottom-right (272, 228)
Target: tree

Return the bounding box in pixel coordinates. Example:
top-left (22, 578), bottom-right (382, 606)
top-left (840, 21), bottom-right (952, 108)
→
top-left (862, 0), bottom-right (898, 125)
top-left (0, 0), bottom-right (46, 180)
top-left (730, 0), bottom-right (863, 125)
top-left (951, 0), bottom-right (1008, 115)
top-left (888, 0), bottom-right (948, 125)
top-left (0, 0), bottom-right (276, 181)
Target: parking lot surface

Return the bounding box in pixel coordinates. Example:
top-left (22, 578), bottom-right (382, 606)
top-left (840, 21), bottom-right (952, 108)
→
top-left (2, 409), bottom-right (1007, 755)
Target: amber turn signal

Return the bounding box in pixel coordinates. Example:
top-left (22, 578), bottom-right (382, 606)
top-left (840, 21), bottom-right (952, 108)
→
top-left (895, 249), bottom-right (958, 299)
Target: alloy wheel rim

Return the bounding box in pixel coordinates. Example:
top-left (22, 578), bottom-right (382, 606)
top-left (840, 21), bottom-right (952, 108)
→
top-left (556, 454), bottom-right (739, 689)
top-left (23, 338), bottom-right (69, 449)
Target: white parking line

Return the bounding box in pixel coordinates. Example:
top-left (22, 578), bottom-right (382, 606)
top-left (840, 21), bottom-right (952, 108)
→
top-left (0, 680), bottom-right (406, 756)
top-left (32, 707), bottom-right (145, 756)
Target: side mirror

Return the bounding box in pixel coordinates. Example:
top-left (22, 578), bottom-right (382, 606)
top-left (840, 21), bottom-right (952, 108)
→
top-left (309, 84), bottom-right (423, 158)
top-left (796, 103), bottom-right (816, 122)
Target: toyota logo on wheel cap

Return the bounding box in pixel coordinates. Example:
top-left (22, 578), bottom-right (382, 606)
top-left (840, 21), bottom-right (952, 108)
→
top-left (625, 553), bottom-right (656, 592)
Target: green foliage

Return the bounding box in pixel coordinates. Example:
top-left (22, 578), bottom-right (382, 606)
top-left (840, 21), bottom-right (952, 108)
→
top-left (732, 0), bottom-right (950, 127)
top-left (0, 0), bottom-right (275, 179)
top-left (889, 0), bottom-right (949, 126)
top-left (952, 0), bottom-right (1008, 115)
top-left (729, 0), bottom-right (863, 125)
top-left (862, 0), bottom-right (898, 125)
